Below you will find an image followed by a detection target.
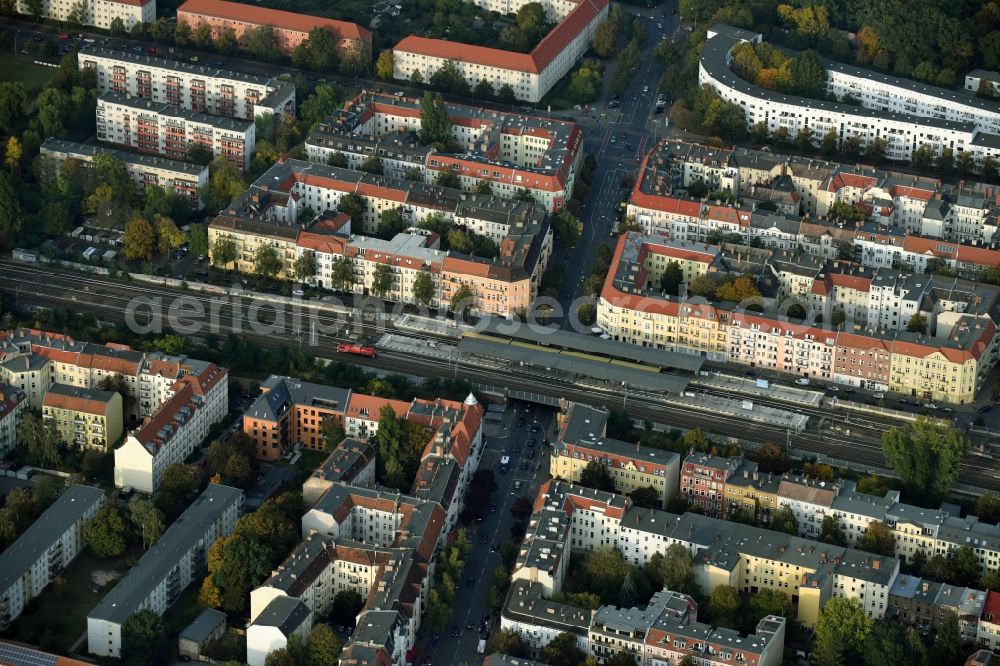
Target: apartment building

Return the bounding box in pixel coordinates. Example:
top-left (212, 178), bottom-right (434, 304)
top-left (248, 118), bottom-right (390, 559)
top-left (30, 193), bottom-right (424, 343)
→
top-left (0, 384), bottom-right (26, 457)
top-left (305, 90), bottom-right (584, 213)
top-left (700, 25), bottom-right (1000, 164)
top-left (114, 362), bottom-right (228, 493)
top-left (14, 0), bottom-right (153, 29)
top-left (39, 139), bottom-right (209, 209)
top-left (0, 485), bottom-right (105, 631)
top-left (644, 614), bottom-right (786, 666)
top-left (246, 425), bottom-right (464, 666)
top-left (42, 383), bottom-right (124, 451)
top-left (550, 403), bottom-right (680, 509)
top-left (79, 47), bottom-right (296, 121)
top-left (596, 233), bottom-right (1000, 403)
top-left (723, 459), bottom-right (780, 524)
top-left (208, 160), bottom-right (552, 317)
top-left (679, 451), bottom-right (742, 517)
top-left (96, 92), bottom-right (254, 170)
top-left (978, 590), bottom-right (1000, 651)
top-left (87, 484), bottom-right (242, 658)
top-left (176, 0), bottom-right (371, 60)
top-left (392, 0), bottom-right (608, 103)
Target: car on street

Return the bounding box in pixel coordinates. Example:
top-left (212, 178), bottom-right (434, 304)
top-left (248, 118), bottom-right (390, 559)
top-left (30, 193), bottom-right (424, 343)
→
top-left (827, 386), bottom-right (838, 392)
top-left (527, 448), bottom-right (536, 459)
top-left (938, 406), bottom-right (953, 414)
top-left (642, 85), bottom-right (649, 94)
top-left (212, 60), bottom-right (224, 66)
top-left (520, 460), bottom-right (529, 470)
top-left (489, 504), bottom-right (497, 513)
top-left (979, 405), bottom-right (993, 413)
top-left (467, 577), bottom-right (475, 588)
top-left (657, 22), bottom-right (663, 28)
top-left (451, 627), bottom-right (460, 638)
top-left (924, 402), bottom-right (938, 410)
top-left (492, 541), bottom-right (500, 551)
top-left (873, 392), bottom-right (885, 399)
top-left (527, 438), bottom-right (536, 447)
top-left (515, 418), bottom-right (524, 428)
top-left (511, 444), bottom-right (520, 454)
top-left (609, 135), bottom-right (617, 143)
top-left (608, 100), bottom-right (620, 108)
top-left (466, 622), bottom-right (475, 630)
top-left (480, 534), bottom-right (488, 544)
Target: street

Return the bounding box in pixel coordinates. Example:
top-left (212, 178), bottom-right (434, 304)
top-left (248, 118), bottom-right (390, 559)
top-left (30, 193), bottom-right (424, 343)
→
top-left (425, 401), bottom-right (555, 665)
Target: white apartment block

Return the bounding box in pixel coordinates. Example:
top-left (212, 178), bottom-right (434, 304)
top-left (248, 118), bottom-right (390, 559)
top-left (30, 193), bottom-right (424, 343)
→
top-left (114, 364), bottom-right (228, 493)
top-left (39, 138), bottom-right (209, 209)
top-left (0, 384), bottom-right (26, 457)
top-left (14, 0), bottom-right (153, 30)
top-left (700, 25), bottom-right (1000, 164)
top-left (96, 92), bottom-right (255, 170)
top-left (392, 0), bottom-right (608, 103)
top-left (0, 485), bottom-right (105, 631)
top-left (87, 484), bottom-right (242, 658)
top-left (80, 47), bottom-right (296, 121)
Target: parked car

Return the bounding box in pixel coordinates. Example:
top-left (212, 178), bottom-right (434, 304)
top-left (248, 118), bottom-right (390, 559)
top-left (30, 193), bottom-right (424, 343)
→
top-left (795, 378), bottom-right (810, 386)
top-left (873, 392), bottom-right (885, 399)
top-left (979, 405), bottom-right (993, 414)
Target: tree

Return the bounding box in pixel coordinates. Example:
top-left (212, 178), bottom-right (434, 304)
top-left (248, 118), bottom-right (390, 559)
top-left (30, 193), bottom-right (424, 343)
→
top-left (644, 543), bottom-right (693, 591)
top-left (747, 588), bottom-right (792, 626)
top-left (376, 208), bottom-right (408, 239)
top-left (707, 585), bottom-right (740, 628)
top-left (300, 84), bottom-right (343, 130)
top-left (856, 521), bottom-right (895, 556)
top-left (579, 460), bottom-right (614, 492)
top-left (129, 497), bottom-right (165, 549)
top-left (0, 171), bottom-right (22, 238)
top-left (771, 505), bottom-right (798, 535)
top-left (327, 151), bottom-right (349, 168)
top-left (882, 417), bottom-right (969, 506)
top-left (910, 145), bottom-right (935, 172)
top-left (83, 502), bottom-right (129, 558)
top-left (426, 587), bottom-right (450, 632)
top-left (0, 83), bottom-right (27, 135)
top-left (715, 276), bottom-right (760, 303)
top-left (292, 28), bottom-right (339, 72)
top-left (539, 632), bottom-right (587, 666)
top-left (212, 236), bottom-right (239, 269)
top-left (330, 589), bottom-right (364, 626)
top-left (372, 264), bottom-right (394, 298)
top-left (253, 244), bottom-right (283, 279)
top-left (294, 252), bottom-right (317, 282)
top-left (375, 50), bottom-right (394, 80)
top-left (420, 92), bottom-right (452, 146)
top-left (329, 256), bottom-right (355, 292)
top-left (435, 167), bottom-right (461, 189)
top-left (412, 270), bottom-right (435, 306)
top-left (753, 442), bottom-right (792, 474)
top-left (187, 223), bottom-right (209, 259)
top-left (977, 493), bottom-right (1000, 524)
top-left (17, 413), bottom-right (62, 468)
top-left (931, 611), bottom-right (961, 664)
top-left (811, 597), bottom-right (873, 666)
top-left (660, 261), bottom-right (684, 295)
top-left (305, 624), bottom-right (341, 666)
top-left (4, 136), bottom-right (21, 173)
top-left (121, 609), bottom-right (166, 666)
top-left (951, 545), bottom-right (981, 586)
top-left (861, 619), bottom-right (908, 666)
top-left (337, 192), bottom-right (366, 226)
top-left (153, 215), bottom-right (184, 255)
top-left (450, 284), bottom-right (475, 316)
top-left (486, 629), bottom-right (529, 658)
top-left (474, 78), bottom-right (496, 100)
top-left (160, 462), bottom-right (199, 498)
top-left (820, 515), bottom-right (846, 546)
top-left (244, 25), bottom-right (281, 62)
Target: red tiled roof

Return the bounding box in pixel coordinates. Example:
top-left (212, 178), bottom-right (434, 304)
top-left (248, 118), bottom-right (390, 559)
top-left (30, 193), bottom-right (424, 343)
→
top-left (394, 0), bottom-right (608, 74)
top-left (43, 390), bottom-right (115, 416)
top-left (177, 0), bottom-right (371, 41)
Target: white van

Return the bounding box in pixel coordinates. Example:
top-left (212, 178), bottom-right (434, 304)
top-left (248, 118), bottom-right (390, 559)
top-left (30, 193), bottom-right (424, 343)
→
top-left (794, 378), bottom-right (810, 386)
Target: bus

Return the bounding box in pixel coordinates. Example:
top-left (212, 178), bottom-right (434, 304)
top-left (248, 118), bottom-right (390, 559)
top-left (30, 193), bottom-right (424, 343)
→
top-left (500, 456), bottom-right (510, 473)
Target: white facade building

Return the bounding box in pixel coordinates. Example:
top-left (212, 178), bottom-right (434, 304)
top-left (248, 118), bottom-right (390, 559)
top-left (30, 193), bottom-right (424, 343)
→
top-left (700, 25), bottom-right (1000, 164)
top-left (80, 47), bottom-right (296, 121)
top-left (14, 0), bottom-right (153, 30)
top-left (39, 138), bottom-right (209, 209)
top-left (114, 364), bottom-right (228, 494)
top-left (87, 484), bottom-right (242, 658)
top-left (96, 92), bottom-right (255, 170)
top-left (0, 384), bottom-right (26, 457)
top-left (0, 485), bottom-right (105, 631)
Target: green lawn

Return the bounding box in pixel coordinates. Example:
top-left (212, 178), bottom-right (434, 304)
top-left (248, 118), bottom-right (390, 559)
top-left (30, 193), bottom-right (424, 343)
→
top-left (3, 549), bottom-right (133, 653)
top-left (0, 55), bottom-right (56, 91)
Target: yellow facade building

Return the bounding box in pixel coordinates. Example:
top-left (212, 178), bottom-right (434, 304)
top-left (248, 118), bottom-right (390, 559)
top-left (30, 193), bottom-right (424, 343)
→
top-left (42, 383), bottom-right (123, 450)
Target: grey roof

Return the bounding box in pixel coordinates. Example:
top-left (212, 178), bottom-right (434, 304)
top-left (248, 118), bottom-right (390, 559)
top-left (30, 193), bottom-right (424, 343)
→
top-left (254, 596), bottom-right (311, 635)
top-left (484, 655), bottom-right (548, 666)
top-left (88, 485), bottom-right (242, 625)
top-left (502, 580), bottom-right (592, 634)
top-left (556, 402), bottom-right (679, 471)
top-left (477, 316), bottom-right (706, 372)
top-left (247, 376), bottom-right (352, 422)
top-left (457, 337), bottom-right (692, 393)
top-left (0, 485), bottom-right (105, 595)
top-left (41, 138), bottom-right (208, 177)
top-left (179, 608), bottom-right (227, 644)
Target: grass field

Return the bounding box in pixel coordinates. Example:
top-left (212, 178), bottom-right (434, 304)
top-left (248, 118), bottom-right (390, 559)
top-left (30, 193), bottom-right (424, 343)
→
top-left (0, 55), bottom-right (56, 91)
